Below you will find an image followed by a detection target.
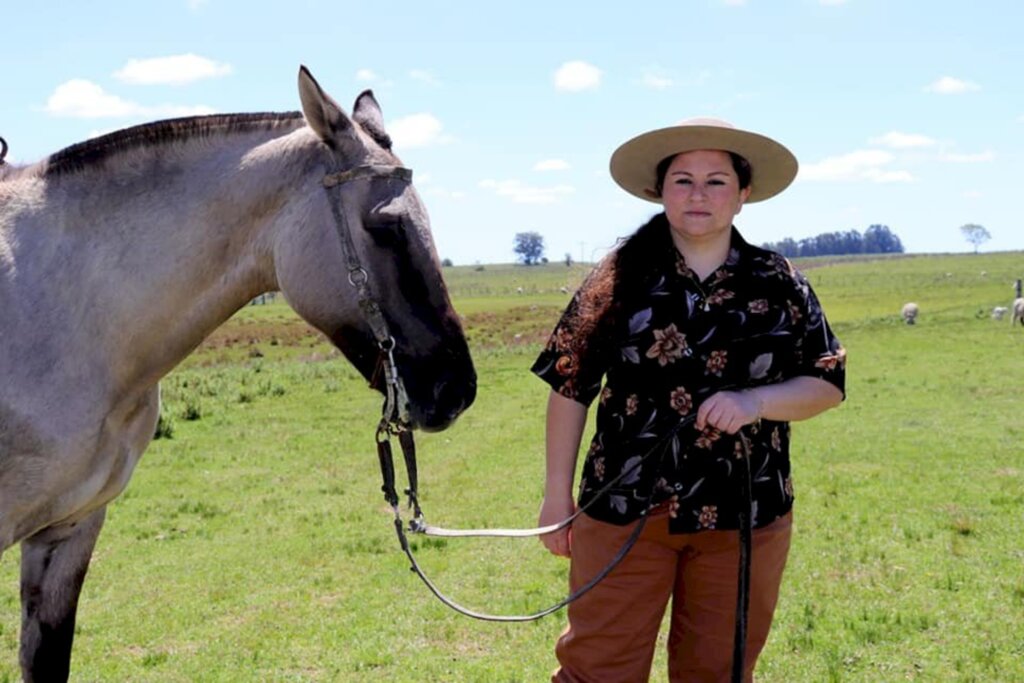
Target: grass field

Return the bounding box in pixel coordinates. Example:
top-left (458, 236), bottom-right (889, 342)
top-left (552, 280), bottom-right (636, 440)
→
top-left (2, 252), bottom-right (1023, 682)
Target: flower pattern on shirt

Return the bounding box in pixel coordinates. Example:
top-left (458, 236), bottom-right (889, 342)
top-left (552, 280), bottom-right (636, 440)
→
top-left (697, 505), bottom-right (719, 529)
top-left (532, 225), bottom-right (846, 533)
top-left (645, 324), bottom-right (688, 366)
top-left (705, 350), bottom-right (728, 376)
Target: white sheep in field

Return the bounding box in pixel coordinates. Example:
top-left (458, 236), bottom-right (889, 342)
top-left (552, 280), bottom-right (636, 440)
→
top-left (992, 306), bottom-right (1008, 321)
top-left (1012, 298), bottom-right (1024, 326)
top-left (901, 302), bottom-right (919, 325)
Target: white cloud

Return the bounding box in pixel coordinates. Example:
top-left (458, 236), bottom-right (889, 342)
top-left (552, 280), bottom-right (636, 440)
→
top-left (534, 159), bottom-right (570, 171)
top-left (387, 113), bottom-right (452, 149)
top-left (641, 73), bottom-right (674, 90)
top-left (478, 179), bottom-right (575, 204)
top-left (186, 0), bottom-right (208, 10)
top-left (861, 168), bottom-right (914, 182)
top-left (45, 80), bottom-right (138, 118)
top-left (800, 150), bottom-right (914, 183)
top-left (940, 150), bottom-right (995, 163)
top-left (963, 190), bottom-right (983, 199)
top-left (925, 76), bottom-right (980, 95)
top-left (43, 80), bottom-right (215, 119)
top-left (356, 69), bottom-right (378, 82)
top-left (410, 69), bottom-right (441, 86)
top-left (869, 131), bottom-right (937, 148)
top-left (554, 61), bottom-right (602, 92)
top-left (114, 54), bottom-right (232, 86)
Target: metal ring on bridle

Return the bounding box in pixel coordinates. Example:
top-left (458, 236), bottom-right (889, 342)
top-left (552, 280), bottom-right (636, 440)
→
top-left (348, 267), bottom-right (369, 287)
top-left (0, 137), bottom-right (8, 165)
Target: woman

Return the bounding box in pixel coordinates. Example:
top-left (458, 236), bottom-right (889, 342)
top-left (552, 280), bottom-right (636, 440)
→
top-left (532, 118), bottom-right (846, 682)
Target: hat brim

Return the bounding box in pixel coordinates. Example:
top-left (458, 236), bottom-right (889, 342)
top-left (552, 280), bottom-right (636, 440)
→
top-left (609, 125), bottom-right (798, 204)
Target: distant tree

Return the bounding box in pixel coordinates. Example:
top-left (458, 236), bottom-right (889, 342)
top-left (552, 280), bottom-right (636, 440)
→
top-left (764, 225), bottom-right (903, 257)
top-left (863, 224), bottom-right (904, 254)
top-left (441, 257), bottom-right (453, 267)
top-left (514, 231), bottom-right (545, 265)
top-left (564, 252), bottom-right (573, 267)
top-left (959, 223), bottom-right (990, 253)
top-left (773, 237), bottom-right (800, 257)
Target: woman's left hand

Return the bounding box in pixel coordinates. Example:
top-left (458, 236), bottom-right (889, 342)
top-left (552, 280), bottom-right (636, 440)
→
top-left (695, 389), bottom-right (761, 434)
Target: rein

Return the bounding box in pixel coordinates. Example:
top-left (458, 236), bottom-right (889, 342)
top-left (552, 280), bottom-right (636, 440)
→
top-left (324, 163), bottom-right (754, 681)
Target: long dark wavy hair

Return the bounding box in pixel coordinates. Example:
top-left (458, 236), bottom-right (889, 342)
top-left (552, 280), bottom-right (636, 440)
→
top-left (567, 213), bottom-right (671, 361)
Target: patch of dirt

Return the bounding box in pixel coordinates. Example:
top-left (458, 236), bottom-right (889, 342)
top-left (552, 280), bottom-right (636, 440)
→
top-left (198, 319), bottom-right (326, 351)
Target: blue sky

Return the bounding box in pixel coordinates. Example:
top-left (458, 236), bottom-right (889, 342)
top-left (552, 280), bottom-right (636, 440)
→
top-left (2, 1), bottom-right (1021, 265)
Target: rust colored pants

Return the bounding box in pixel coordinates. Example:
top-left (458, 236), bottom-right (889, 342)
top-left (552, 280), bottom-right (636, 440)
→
top-left (552, 508), bottom-right (793, 683)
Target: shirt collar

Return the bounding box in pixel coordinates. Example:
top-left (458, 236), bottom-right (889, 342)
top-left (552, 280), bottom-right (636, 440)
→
top-left (666, 223), bottom-right (755, 280)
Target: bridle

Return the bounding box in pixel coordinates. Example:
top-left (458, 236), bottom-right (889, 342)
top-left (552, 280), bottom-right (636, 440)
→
top-left (323, 163), bottom-right (754, 683)
top-left (322, 163), bottom-right (413, 428)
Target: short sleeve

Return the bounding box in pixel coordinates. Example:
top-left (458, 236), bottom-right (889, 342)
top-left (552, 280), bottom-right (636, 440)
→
top-left (792, 271), bottom-right (846, 397)
top-left (531, 270), bottom-right (615, 406)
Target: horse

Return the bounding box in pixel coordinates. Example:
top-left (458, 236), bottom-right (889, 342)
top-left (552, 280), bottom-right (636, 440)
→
top-left (0, 66), bottom-right (476, 682)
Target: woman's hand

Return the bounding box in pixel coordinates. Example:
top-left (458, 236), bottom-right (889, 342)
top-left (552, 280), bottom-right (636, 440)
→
top-left (697, 378), bottom-right (843, 433)
top-left (538, 493), bottom-right (576, 557)
top-left (695, 389), bottom-right (762, 434)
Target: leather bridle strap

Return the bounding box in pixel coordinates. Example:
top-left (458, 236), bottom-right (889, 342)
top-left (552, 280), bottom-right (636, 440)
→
top-left (323, 164), bottom-right (412, 188)
top-left (322, 164), bottom-right (413, 426)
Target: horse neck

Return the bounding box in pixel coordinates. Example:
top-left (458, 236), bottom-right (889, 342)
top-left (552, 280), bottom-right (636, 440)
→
top-left (46, 123), bottom-right (315, 390)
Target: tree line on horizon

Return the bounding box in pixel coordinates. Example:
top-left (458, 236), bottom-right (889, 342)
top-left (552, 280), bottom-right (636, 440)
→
top-left (761, 224), bottom-right (904, 258)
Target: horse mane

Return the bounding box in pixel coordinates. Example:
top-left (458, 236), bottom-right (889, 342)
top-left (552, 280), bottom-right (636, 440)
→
top-left (44, 112), bottom-right (306, 177)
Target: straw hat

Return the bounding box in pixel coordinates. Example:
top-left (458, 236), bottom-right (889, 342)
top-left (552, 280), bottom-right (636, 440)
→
top-left (609, 117), bottom-right (798, 204)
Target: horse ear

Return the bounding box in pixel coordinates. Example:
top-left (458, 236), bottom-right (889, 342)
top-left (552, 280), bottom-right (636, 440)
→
top-left (297, 65), bottom-right (354, 143)
top-left (353, 90), bottom-right (392, 151)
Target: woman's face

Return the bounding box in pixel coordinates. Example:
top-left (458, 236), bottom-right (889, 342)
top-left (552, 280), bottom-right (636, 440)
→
top-left (660, 149), bottom-right (751, 245)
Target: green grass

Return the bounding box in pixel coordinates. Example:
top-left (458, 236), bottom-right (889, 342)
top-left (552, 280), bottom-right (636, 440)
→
top-left (2, 252), bottom-right (1023, 681)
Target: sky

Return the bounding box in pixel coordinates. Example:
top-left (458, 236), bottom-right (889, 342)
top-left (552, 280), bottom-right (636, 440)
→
top-left (2, 1), bottom-right (1022, 265)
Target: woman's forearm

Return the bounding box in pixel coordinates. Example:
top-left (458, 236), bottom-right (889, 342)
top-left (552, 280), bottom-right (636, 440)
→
top-left (544, 390), bottom-right (588, 497)
top-left (747, 376), bottom-right (843, 423)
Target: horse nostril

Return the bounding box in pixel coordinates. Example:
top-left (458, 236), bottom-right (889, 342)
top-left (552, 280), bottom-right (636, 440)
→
top-left (417, 374), bottom-right (475, 432)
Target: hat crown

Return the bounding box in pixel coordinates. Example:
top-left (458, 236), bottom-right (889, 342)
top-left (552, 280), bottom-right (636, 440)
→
top-left (675, 116), bottom-right (737, 130)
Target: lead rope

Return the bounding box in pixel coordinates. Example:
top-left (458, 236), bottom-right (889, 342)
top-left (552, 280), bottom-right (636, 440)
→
top-left (376, 423), bottom-right (658, 622)
top-left (376, 415), bottom-right (756, 678)
top-left (732, 431), bottom-right (754, 683)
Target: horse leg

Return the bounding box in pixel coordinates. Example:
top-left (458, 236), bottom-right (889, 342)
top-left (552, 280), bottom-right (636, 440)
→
top-left (19, 507), bottom-right (107, 683)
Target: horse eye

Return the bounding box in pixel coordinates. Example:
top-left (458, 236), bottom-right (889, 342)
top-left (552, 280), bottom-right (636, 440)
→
top-left (364, 217), bottom-right (404, 247)
top-left (366, 217), bottom-right (403, 233)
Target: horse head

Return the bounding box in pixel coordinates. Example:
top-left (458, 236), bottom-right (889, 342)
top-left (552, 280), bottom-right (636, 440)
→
top-left (275, 67), bottom-right (475, 431)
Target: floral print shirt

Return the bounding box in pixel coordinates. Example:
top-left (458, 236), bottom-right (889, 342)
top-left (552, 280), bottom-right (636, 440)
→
top-left (532, 225), bottom-right (846, 533)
